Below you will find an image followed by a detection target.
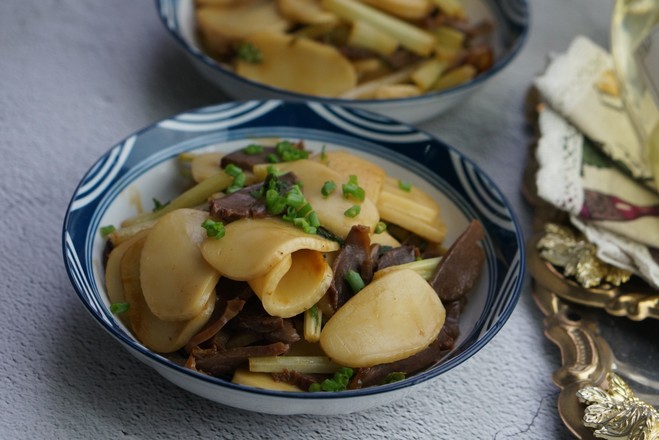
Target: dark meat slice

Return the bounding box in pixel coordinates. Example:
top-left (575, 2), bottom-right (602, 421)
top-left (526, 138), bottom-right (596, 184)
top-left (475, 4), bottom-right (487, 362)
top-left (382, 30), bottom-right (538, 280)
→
top-left (232, 297), bottom-right (301, 344)
top-left (184, 280), bottom-right (254, 352)
top-left (348, 301), bottom-right (465, 389)
top-left (464, 44), bottom-right (494, 73)
top-left (384, 48), bottom-right (423, 70)
top-left (184, 298), bottom-right (246, 353)
top-left (435, 299), bottom-right (464, 351)
top-left (233, 297), bottom-right (285, 333)
top-left (339, 45), bottom-right (378, 61)
top-left (326, 225), bottom-right (372, 311)
top-left (193, 342), bottom-right (290, 377)
top-left (215, 278), bottom-right (254, 303)
top-left (272, 369), bottom-right (320, 391)
top-left (375, 245), bottom-right (418, 271)
top-left (429, 220), bottom-right (485, 302)
top-left (209, 188), bottom-right (267, 223)
top-left (209, 172), bottom-right (297, 223)
top-left (220, 146), bottom-right (278, 170)
top-left (263, 319), bottom-right (301, 345)
top-left (348, 338), bottom-right (445, 389)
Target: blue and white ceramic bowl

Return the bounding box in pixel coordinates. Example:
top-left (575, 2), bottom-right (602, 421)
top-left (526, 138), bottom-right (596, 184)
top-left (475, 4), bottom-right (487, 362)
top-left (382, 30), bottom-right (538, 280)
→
top-left (63, 100), bottom-right (524, 415)
top-left (156, 0), bottom-right (529, 124)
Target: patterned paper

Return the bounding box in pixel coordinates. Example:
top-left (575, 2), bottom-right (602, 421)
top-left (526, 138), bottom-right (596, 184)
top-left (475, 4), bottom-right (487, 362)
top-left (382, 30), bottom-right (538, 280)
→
top-left (534, 37), bottom-right (659, 288)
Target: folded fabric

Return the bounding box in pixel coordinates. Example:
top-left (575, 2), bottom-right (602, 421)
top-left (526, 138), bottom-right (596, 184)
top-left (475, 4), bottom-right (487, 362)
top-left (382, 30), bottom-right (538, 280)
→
top-left (533, 36), bottom-right (659, 288)
top-left (535, 36), bottom-right (655, 188)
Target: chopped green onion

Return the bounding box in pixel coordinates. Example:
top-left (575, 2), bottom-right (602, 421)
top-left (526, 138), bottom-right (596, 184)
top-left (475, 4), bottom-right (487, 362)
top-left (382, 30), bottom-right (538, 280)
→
top-left (384, 372), bottom-right (406, 384)
top-left (243, 144), bottom-right (263, 155)
top-left (266, 165), bottom-right (278, 175)
top-left (285, 186), bottom-right (306, 208)
top-left (374, 221), bottom-right (387, 234)
top-left (224, 163), bottom-right (243, 177)
top-left (226, 172), bottom-right (246, 194)
top-left (320, 145), bottom-right (328, 162)
top-left (276, 140), bottom-right (309, 162)
top-left (282, 206), bottom-right (297, 222)
top-left (152, 198), bottom-right (169, 212)
top-left (342, 175), bottom-right (365, 201)
top-left (265, 189), bottom-right (287, 215)
top-left (224, 164), bottom-right (246, 194)
top-left (345, 269), bottom-right (365, 293)
top-left (100, 225), bottom-right (116, 237)
top-left (321, 180), bottom-right (336, 198)
top-left (308, 367), bottom-right (354, 392)
top-left (293, 218), bottom-right (317, 234)
top-left (307, 211), bottom-right (320, 228)
top-left (266, 153), bottom-right (279, 163)
top-left (398, 180), bottom-right (412, 192)
top-left (236, 42), bottom-right (262, 63)
top-left (296, 203), bottom-right (313, 218)
top-left (201, 219), bottom-right (225, 239)
top-left (259, 172), bottom-right (319, 234)
top-left (344, 205), bottom-right (361, 218)
top-left (110, 302), bottom-right (130, 315)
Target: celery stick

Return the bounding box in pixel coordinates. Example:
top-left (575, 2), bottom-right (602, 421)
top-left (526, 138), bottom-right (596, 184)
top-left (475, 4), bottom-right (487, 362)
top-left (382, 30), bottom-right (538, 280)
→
top-left (304, 305), bottom-right (322, 343)
top-left (121, 171), bottom-right (233, 227)
top-left (375, 256), bottom-right (442, 281)
top-left (322, 0), bottom-right (436, 56)
top-left (249, 356), bottom-right (340, 374)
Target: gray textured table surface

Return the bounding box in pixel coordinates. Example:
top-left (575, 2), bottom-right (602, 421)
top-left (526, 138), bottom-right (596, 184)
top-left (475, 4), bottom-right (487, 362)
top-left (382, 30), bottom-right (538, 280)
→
top-left (0, 1), bottom-right (614, 438)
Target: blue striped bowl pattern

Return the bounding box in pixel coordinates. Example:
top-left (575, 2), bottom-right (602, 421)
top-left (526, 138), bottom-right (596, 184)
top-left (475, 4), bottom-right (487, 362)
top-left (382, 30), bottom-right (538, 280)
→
top-left (62, 100), bottom-right (524, 414)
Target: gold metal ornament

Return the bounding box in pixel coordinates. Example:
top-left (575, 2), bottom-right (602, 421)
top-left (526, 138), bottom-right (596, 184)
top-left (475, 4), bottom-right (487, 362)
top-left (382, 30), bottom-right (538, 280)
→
top-left (537, 223), bottom-right (632, 289)
top-left (577, 373), bottom-right (659, 440)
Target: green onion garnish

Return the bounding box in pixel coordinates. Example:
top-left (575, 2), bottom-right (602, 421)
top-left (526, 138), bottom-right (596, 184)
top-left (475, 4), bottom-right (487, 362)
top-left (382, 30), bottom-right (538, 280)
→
top-left (243, 144), bottom-right (263, 155)
top-left (152, 198), bottom-right (168, 212)
top-left (308, 367), bottom-right (354, 392)
top-left (224, 164), bottom-right (246, 194)
top-left (307, 211), bottom-right (320, 228)
top-left (224, 163), bottom-right (243, 177)
top-left (345, 269), bottom-right (365, 293)
top-left (374, 221), bottom-right (387, 234)
top-left (342, 175), bottom-right (365, 201)
top-left (344, 205), bottom-right (361, 218)
top-left (236, 42), bottom-right (263, 63)
top-left (100, 225), bottom-right (116, 237)
top-left (110, 302), bottom-right (130, 315)
top-left (321, 180), bottom-right (336, 198)
top-left (398, 180), bottom-right (412, 192)
top-left (285, 186), bottom-right (306, 209)
top-left (265, 188), bottom-right (287, 215)
top-left (276, 140), bottom-right (309, 162)
top-left (293, 217), bottom-right (317, 234)
top-left (201, 219), bottom-right (225, 239)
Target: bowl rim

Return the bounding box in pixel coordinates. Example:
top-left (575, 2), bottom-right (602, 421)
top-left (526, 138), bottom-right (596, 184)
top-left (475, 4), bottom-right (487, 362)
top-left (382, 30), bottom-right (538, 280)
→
top-left (154, 0), bottom-right (530, 105)
top-left (62, 99), bottom-right (526, 401)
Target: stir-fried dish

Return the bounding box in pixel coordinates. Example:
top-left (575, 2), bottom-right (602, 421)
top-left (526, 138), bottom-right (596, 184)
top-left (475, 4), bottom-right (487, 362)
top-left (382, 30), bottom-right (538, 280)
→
top-left (194, 0), bottom-right (495, 99)
top-left (102, 141), bottom-right (485, 391)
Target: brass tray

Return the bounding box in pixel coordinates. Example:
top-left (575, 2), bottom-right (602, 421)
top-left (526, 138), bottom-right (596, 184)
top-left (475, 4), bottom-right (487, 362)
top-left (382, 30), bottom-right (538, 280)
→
top-left (523, 96), bottom-right (659, 439)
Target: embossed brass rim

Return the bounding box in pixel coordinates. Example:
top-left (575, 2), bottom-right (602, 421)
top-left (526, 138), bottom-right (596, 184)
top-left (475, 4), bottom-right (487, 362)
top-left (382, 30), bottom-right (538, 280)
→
top-left (527, 232), bottom-right (659, 321)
